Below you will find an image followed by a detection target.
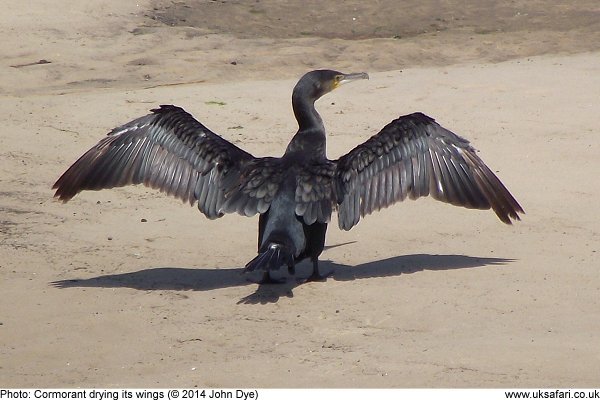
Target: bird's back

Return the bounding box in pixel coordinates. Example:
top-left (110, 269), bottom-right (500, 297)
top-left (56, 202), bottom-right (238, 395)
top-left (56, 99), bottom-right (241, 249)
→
top-left (258, 154), bottom-right (309, 257)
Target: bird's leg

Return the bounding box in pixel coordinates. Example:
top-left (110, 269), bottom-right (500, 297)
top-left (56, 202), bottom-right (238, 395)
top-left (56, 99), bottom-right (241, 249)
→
top-left (306, 258), bottom-right (333, 282)
top-left (287, 261), bottom-right (296, 276)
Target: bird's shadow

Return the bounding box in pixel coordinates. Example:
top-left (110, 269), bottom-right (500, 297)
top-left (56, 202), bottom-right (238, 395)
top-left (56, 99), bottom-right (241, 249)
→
top-left (52, 254), bottom-right (513, 304)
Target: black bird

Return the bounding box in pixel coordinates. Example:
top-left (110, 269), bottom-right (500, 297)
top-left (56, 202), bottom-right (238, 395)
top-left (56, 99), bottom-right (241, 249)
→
top-left (53, 69), bottom-right (524, 283)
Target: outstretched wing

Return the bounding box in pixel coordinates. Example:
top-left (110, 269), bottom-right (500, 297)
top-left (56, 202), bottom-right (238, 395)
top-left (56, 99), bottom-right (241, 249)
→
top-left (53, 105), bottom-right (279, 219)
top-left (335, 112), bottom-right (524, 230)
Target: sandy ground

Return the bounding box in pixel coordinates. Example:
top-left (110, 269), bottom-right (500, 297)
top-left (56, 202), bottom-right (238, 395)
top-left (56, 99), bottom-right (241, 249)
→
top-left (1, 0), bottom-right (599, 388)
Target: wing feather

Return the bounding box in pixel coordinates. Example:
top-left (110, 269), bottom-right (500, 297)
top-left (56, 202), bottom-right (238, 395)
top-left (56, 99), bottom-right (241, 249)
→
top-left (53, 105), bottom-right (280, 219)
top-left (294, 161), bottom-right (336, 224)
top-left (390, 165), bottom-right (400, 202)
top-left (335, 112), bottom-right (524, 230)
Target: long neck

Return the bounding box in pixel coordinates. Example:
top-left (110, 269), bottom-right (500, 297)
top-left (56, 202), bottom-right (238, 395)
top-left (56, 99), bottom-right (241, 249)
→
top-left (286, 90), bottom-right (327, 158)
top-left (292, 89), bottom-right (324, 133)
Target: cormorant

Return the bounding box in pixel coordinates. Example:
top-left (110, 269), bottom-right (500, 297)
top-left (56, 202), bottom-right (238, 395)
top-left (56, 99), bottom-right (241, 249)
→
top-left (53, 69), bottom-right (524, 283)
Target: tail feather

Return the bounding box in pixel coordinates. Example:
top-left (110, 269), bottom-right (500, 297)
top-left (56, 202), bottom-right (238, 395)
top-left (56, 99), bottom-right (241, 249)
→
top-left (245, 243), bottom-right (295, 273)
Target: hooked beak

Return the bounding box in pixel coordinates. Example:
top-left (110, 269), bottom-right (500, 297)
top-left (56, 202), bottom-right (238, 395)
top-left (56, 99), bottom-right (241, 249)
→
top-left (341, 72), bottom-right (369, 81)
top-left (339, 72), bottom-right (369, 84)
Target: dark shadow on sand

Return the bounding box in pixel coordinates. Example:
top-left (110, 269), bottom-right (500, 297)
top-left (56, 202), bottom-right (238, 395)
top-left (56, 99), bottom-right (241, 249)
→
top-left (52, 254), bottom-right (513, 304)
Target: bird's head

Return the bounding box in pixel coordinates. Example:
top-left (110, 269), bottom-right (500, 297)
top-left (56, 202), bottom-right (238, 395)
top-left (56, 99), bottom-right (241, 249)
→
top-left (293, 69), bottom-right (369, 102)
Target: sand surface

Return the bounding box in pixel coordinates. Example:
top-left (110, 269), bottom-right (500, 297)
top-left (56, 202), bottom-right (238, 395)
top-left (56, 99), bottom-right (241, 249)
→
top-left (1, 0), bottom-right (599, 388)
